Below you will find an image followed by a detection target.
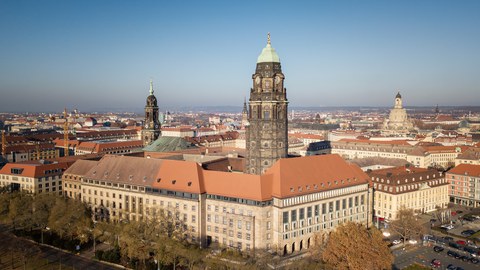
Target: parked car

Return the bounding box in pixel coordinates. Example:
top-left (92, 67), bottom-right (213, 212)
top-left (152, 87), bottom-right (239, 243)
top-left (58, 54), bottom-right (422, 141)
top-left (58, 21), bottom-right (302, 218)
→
top-left (461, 229), bottom-right (475, 236)
top-left (459, 255), bottom-right (470, 262)
top-left (464, 216), bottom-right (476, 222)
top-left (449, 242), bottom-right (461, 249)
top-left (467, 243), bottom-right (479, 249)
top-left (433, 246), bottom-right (444, 252)
top-left (446, 264), bottom-right (456, 270)
top-left (408, 239), bottom-right (418, 245)
top-left (392, 239), bottom-right (401, 245)
top-left (471, 257), bottom-right (479, 264)
top-left (430, 259), bottom-right (441, 268)
top-left (447, 250), bottom-right (461, 258)
top-left (456, 240), bottom-right (467, 246)
top-left (441, 224), bottom-right (455, 230)
top-left (443, 236), bottom-right (454, 242)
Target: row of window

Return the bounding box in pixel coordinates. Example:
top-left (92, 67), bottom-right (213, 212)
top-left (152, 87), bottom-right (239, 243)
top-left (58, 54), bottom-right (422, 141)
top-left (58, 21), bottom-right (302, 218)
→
top-left (283, 196), bottom-right (365, 224)
top-left (207, 204), bottom-right (254, 216)
top-left (207, 215), bottom-right (254, 230)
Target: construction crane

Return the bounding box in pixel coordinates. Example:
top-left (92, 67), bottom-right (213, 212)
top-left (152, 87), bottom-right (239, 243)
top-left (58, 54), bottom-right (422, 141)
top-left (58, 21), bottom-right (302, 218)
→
top-left (36, 141), bottom-right (40, 160)
top-left (1, 130), bottom-right (6, 157)
top-left (64, 108), bottom-right (69, 157)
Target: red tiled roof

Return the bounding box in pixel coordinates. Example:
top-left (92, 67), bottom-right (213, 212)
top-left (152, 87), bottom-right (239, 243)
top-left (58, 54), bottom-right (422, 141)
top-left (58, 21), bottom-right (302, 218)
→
top-left (338, 139), bottom-right (412, 145)
top-left (448, 164), bottom-right (480, 177)
top-left (266, 154), bottom-right (370, 198)
top-left (81, 154), bottom-right (369, 201)
top-left (0, 162), bottom-right (69, 178)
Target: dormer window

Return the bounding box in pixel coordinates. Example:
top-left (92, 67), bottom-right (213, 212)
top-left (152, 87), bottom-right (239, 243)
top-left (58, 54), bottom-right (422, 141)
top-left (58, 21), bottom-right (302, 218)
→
top-left (129, 175), bottom-right (133, 181)
top-left (172, 180), bottom-right (176, 184)
top-left (156, 178), bottom-right (161, 183)
top-left (290, 188), bottom-right (294, 192)
top-left (10, 168), bottom-right (24, 174)
top-left (188, 182), bottom-right (192, 186)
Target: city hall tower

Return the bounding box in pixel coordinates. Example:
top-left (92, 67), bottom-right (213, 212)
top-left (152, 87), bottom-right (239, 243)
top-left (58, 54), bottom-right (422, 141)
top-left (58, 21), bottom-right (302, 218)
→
top-left (245, 34), bottom-right (288, 175)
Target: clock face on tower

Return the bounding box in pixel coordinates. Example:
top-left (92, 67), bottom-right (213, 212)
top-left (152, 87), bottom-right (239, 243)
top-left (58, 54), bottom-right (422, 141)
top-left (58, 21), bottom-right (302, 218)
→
top-left (154, 124), bottom-right (159, 129)
top-left (145, 123), bottom-right (149, 128)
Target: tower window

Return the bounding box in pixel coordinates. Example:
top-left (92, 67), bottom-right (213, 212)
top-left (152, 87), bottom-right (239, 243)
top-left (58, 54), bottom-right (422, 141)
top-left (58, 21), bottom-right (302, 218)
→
top-left (264, 111), bottom-right (270, 120)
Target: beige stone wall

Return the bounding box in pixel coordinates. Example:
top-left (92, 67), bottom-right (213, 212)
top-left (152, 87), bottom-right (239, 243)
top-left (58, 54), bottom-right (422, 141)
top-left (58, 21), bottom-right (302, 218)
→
top-left (80, 181), bottom-right (203, 245)
top-left (274, 184), bottom-right (370, 255)
top-left (374, 183), bottom-right (449, 220)
top-left (0, 173), bottom-right (62, 195)
top-left (331, 146), bottom-right (409, 161)
top-left (204, 199), bottom-right (268, 252)
top-left (70, 178), bottom-right (373, 255)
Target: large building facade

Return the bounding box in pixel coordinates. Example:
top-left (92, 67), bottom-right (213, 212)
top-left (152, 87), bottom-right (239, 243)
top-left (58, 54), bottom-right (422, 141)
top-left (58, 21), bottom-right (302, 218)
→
top-left (64, 154), bottom-right (371, 255)
top-left (367, 166), bottom-right (448, 220)
top-left (446, 164), bottom-right (480, 207)
top-left (246, 34), bottom-right (288, 175)
top-left (0, 161), bottom-right (67, 195)
top-left (142, 80), bottom-right (161, 146)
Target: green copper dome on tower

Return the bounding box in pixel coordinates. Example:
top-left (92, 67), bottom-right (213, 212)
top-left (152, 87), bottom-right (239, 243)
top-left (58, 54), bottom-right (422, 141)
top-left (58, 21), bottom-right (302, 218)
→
top-left (256, 33), bottom-right (280, 63)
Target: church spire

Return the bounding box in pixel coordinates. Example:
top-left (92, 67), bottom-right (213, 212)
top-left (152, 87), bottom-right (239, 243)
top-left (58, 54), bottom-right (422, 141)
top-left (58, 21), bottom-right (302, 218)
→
top-left (267, 32), bottom-right (271, 45)
top-left (149, 80), bottom-right (154, 95)
top-left (242, 97), bottom-right (248, 114)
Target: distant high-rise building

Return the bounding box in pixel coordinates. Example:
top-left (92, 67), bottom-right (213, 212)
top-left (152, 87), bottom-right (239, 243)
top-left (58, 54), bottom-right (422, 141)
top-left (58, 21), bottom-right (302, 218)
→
top-left (142, 80), bottom-right (161, 146)
top-left (246, 33), bottom-right (288, 175)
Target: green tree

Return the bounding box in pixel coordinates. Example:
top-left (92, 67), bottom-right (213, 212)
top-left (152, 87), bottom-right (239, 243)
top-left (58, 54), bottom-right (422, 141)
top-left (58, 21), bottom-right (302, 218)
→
top-left (321, 222), bottom-right (393, 270)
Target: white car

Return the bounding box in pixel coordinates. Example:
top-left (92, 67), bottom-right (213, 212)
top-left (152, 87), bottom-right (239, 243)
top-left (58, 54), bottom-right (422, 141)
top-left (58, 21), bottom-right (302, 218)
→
top-left (392, 239), bottom-right (401, 245)
top-left (440, 224), bottom-right (454, 230)
top-left (408, 239), bottom-right (418, 245)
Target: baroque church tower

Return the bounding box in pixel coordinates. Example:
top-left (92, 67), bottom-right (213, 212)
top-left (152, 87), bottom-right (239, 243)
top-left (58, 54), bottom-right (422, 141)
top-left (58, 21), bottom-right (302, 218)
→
top-left (142, 80), bottom-right (161, 146)
top-left (241, 98), bottom-right (249, 129)
top-left (245, 34), bottom-right (288, 175)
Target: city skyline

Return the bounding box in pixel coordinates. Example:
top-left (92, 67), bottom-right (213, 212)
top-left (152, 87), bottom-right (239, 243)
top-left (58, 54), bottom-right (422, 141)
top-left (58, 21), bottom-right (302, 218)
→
top-left (1, 0), bottom-right (480, 112)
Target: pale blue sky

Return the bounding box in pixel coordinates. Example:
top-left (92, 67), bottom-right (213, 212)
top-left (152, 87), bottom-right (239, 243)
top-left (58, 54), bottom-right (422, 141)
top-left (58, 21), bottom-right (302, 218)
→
top-left (0, 0), bottom-right (479, 112)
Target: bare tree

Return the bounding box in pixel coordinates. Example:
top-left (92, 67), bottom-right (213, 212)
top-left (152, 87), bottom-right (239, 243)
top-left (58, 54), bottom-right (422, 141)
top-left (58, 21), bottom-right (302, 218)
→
top-left (8, 192), bottom-right (33, 230)
top-left (31, 193), bottom-right (56, 243)
top-left (389, 207), bottom-right (426, 247)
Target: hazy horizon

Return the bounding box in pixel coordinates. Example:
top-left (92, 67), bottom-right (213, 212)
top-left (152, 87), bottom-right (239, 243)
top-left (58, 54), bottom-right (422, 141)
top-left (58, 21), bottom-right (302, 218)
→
top-left (1, 1), bottom-right (479, 112)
